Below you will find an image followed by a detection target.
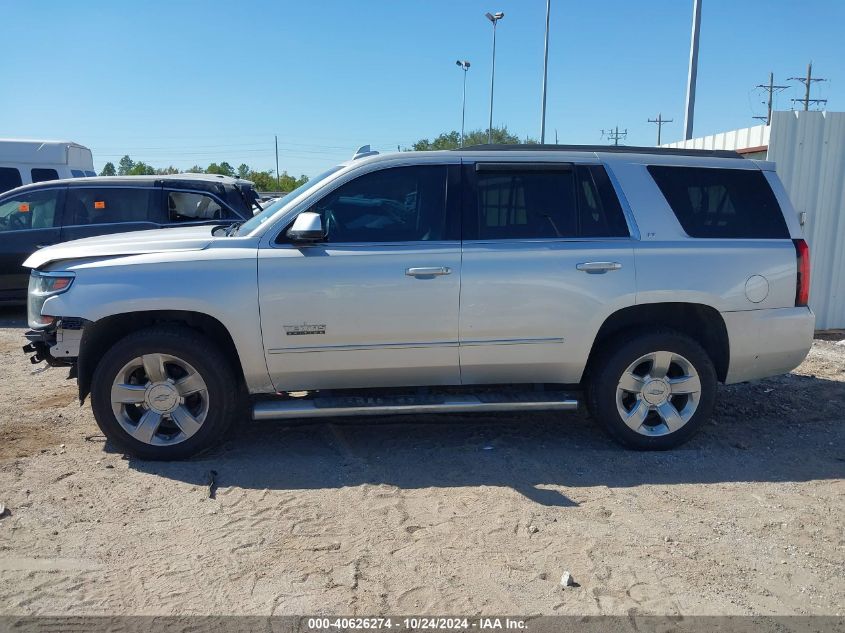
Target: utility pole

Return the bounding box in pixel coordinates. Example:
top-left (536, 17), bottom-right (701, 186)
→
top-left (601, 126), bottom-right (628, 146)
top-left (683, 0), bottom-right (702, 140)
top-left (648, 113), bottom-right (673, 145)
top-left (789, 62), bottom-right (827, 111)
top-left (753, 72), bottom-right (789, 125)
top-left (540, 0), bottom-right (551, 143)
top-left (274, 135), bottom-right (280, 188)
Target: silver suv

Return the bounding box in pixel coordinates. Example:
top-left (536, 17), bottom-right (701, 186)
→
top-left (22, 145), bottom-right (814, 459)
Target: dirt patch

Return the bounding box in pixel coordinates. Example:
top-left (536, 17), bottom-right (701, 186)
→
top-left (0, 307), bottom-right (843, 615)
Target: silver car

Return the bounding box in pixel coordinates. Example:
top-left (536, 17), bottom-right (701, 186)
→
top-left (22, 144), bottom-right (814, 459)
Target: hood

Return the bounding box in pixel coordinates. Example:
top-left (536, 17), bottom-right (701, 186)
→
top-left (23, 225), bottom-right (217, 269)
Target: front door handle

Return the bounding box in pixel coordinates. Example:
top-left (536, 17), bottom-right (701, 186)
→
top-left (35, 243), bottom-right (56, 249)
top-left (576, 261), bottom-right (622, 274)
top-left (405, 266), bottom-right (452, 277)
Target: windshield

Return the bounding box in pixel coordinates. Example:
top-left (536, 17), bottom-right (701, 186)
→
top-left (236, 166), bottom-right (344, 236)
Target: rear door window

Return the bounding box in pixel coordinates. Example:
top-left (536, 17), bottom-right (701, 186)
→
top-left (31, 168), bottom-right (59, 184)
top-left (474, 165), bottom-right (578, 239)
top-left (648, 166), bottom-right (789, 239)
top-left (65, 187), bottom-right (153, 225)
top-left (0, 188), bottom-right (63, 232)
top-left (466, 163), bottom-right (631, 240)
top-left (0, 168), bottom-right (23, 194)
top-left (575, 165), bottom-right (630, 237)
top-left (166, 190), bottom-right (234, 222)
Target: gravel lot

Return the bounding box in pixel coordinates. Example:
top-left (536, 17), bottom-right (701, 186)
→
top-left (0, 307), bottom-right (843, 616)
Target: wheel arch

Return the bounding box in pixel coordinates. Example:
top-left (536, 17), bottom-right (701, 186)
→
top-left (584, 302), bottom-right (730, 383)
top-left (77, 310), bottom-right (246, 403)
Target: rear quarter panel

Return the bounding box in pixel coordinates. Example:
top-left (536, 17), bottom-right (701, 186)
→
top-left (604, 156), bottom-right (799, 311)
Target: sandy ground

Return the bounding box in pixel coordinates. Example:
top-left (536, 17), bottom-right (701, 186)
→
top-left (0, 307), bottom-right (842, 616)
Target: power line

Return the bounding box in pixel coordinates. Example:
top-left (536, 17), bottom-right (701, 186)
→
top-left (753, 72), bottom-right (789, 125)
top-left (647, 113), bottom-right (673, 146)
top-left (789, 62), bottom-right (828, 111)
top-left (601, 126), bottom-right (628, 146)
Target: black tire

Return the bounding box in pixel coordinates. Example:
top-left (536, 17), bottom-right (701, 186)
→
top-left (90, 326), bottom-right (239, 460)
top-left (586, 328), bottom-right (717, 450)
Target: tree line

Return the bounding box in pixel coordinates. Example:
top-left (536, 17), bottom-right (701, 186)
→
top-left (99, 155), bottom-right (308, 192)
top-left (98, 127), bottom-right (532, 191)
top-left (411, 125), bottom-right (537, 150)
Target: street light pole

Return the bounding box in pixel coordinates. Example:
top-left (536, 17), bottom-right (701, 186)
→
top-left (456, 60), bottom-right (471, 147)
top-left (683, 0), bottom-right (702, 140)
top-left (540, 0), bottom-right (551, 143)
top-left (485, 11), bottom-right (504, 144)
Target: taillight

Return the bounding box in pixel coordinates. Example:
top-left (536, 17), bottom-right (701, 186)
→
top-left (793, 239), bottom-right (810, 307)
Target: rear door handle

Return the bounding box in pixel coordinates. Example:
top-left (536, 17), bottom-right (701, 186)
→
top-left (576, 261), bottom-right (622, 274)
top-left (406, 266), bottom-right (452, 277)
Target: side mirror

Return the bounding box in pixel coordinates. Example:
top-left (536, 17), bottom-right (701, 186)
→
top-left (286, 212), bottom-right (325, 243)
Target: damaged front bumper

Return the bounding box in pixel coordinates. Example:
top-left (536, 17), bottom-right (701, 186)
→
top-left (22, 317), bottom-right (86, 371)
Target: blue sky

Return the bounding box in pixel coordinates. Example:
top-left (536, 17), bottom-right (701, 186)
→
top-left (2, 0), bottom-right (842, 177)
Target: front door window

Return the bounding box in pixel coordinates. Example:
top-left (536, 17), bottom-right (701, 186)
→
top-left (310, 165), bottom-right (448, 243)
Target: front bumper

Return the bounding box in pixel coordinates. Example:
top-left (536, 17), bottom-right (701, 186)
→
top-left (722, 306), bottom-right (815, 384)
top-left (22, 317), bottom-right (86, 368)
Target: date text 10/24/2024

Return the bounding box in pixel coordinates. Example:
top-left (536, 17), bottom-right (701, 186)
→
top-left (306, 618), bottom-right (528, 630)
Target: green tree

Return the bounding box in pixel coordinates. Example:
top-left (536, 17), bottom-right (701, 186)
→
top-left (97, 155), bottom-right (309, 192)
top-left (127, 162), bottom-right (156, 176)
top-left (412, 126), bottom-right (535, 151)
top-left (206, 162), bottom-right (235, 177)
top-left (278, 171), bottom-right (309, 191)
top-left (117, 155), bottom-right (135, 176)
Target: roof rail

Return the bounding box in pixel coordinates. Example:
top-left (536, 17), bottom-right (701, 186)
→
top-left (352, 145), bottom-right (380, 160)
top-left (457, 144), bottom-right (743, 159)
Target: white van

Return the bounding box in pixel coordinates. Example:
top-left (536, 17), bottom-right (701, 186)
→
top-left (0, 139), bottom-right (96, 194)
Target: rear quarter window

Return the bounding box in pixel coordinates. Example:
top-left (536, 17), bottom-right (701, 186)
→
top-left (648, 165), bottom-right (789, 239)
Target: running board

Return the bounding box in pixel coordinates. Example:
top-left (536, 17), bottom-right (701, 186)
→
top-left (253, 391), bottom-right (578, 421)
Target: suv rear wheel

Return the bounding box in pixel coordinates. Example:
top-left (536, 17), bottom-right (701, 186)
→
top-left (90, 326), bottom-right (238, 460)
top-left (587, 329), bottom-right (717, 450)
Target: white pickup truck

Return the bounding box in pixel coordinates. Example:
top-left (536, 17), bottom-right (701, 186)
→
top-left (22, 145), bottom-right (814, 459)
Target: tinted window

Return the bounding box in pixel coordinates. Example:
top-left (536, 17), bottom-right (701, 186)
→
top-left (65, 188), bottom-right (152, 225)
top-left (31, 168), bottom-right (59, 184)
top-left (576, 165), bottom-right (629, 237)
top-left (0, 189), bottom-right (61, 232)
top-left (311, 165), bottom-right (447, 243)
top-left (648, 166), bottom-right (789, 239)
top-left (475, 167), bottom-right (577, 239)
top-left (70, 170), bottom-right (85, 178)
top-left (84, 170), bottom-right (96, 177)
top-left (0, 167), bottom-right (22, 194)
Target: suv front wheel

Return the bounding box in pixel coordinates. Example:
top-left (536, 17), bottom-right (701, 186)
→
top-left (587, 329), bottom-right (717, 450)
top-left (90, 326), bottom-right (239, 460)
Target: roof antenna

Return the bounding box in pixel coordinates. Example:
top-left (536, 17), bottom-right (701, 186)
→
top-left (352, 145), bottom-right (379, 160)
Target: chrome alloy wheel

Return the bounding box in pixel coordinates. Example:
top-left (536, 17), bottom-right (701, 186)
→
top-left (110, 353), bottom-right (209, 446)
top-left (615, 350), bottom-right (702, 437)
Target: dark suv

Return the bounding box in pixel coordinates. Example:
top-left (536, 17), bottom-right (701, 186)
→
top-left (0, 174), bottom-right (260, 302)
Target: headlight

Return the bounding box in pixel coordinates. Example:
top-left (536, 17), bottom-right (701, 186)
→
top-left (27, 271), bottom-right (75, 329)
